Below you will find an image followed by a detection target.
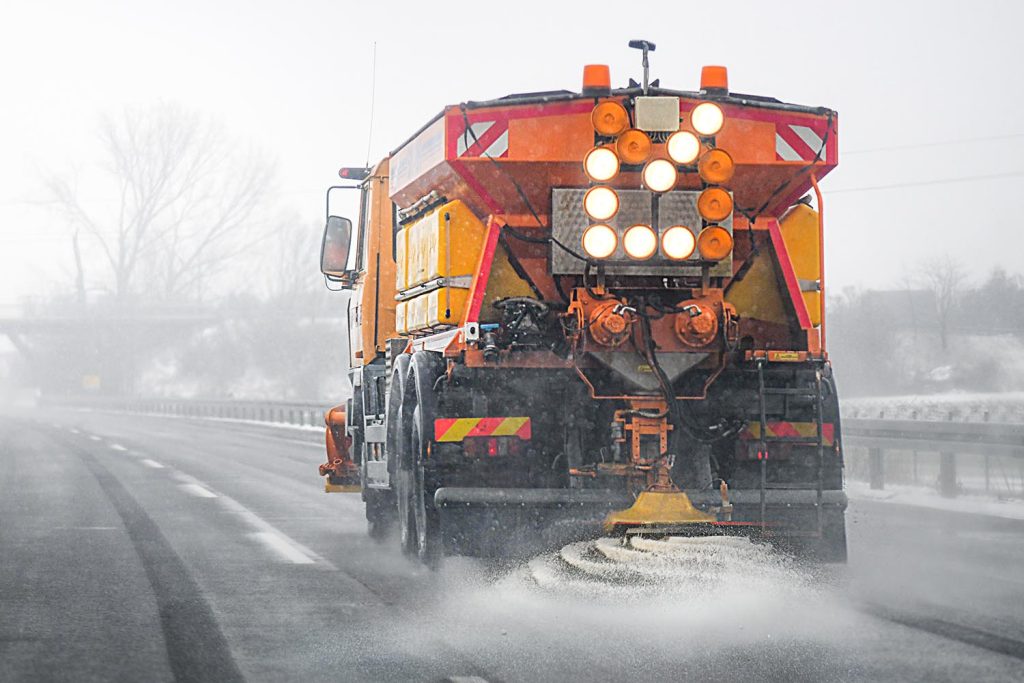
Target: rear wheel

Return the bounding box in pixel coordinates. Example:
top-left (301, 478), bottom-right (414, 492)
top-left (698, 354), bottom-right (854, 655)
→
top-left (396, 466), bottom-right (417, 556)
top-left (411, 413), bottom-right (442, 567)
top-left (363, 488), bottom-right (394, 542)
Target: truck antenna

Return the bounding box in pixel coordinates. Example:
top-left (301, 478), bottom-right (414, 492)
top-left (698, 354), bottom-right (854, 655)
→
top-left (364, 41), bottom-right (378, 167)
top-left (628, 39), bottom-right (656, 94)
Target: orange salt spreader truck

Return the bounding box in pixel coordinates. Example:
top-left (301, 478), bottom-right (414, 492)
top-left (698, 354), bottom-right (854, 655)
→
top-left (318, 41), bottom-right (846, 565)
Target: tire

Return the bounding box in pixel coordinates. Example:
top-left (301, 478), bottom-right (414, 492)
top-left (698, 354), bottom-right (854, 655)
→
top-left (411, 412), bottom-right (442, 567)
top-left (815, 512), bottom-right (848, 563)
top-left (396, 466), bottom-right (417, 556)
top-left (364, 487), bottom-right (394, 542)
top-left (408, 352), bottom-right (445, 567)
top-left (388, 354), bottom-right (416, 555)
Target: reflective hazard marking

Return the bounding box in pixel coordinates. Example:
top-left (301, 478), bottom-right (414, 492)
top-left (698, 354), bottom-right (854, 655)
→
top-left (455, 119), bottom-right (510, 158)
top-left (741, 422), bottom-right (835, 445)
top-left (775, 123), bottom-right (828, 162)
top-left (434, 417), bottom-right (532, 442)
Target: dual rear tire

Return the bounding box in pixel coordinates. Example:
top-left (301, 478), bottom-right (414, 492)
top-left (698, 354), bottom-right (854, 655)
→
top-left (389, 352), bottom-right (445, 566)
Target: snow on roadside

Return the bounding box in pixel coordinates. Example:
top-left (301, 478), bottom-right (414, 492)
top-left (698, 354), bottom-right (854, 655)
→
top-left (843, 391), bottom-right (1024, 423)
top-left (847, 479), bottom-right (1024, 521)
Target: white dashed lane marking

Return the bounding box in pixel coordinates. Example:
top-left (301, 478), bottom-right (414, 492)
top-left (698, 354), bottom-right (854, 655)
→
top-left (88, 435), bottom-right (102, 442)
top-left (110, 443), bottom-right (128, 452)
top-left (141, 459), bottom-right (165, 469)
top-left (179, 483), bottom-right (217, 499)
top-left (248, 532), bottom-right (316, 565)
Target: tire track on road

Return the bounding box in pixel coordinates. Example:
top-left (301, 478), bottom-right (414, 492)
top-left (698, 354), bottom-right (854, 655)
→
top-left (861, 603), bottom-right (1024, 661)
top-left (62, 438), bottom-right (245, 683)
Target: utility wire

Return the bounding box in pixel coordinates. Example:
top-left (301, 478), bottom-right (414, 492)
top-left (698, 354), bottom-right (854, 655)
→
top-left (364, 42), bottom-right (378, 167)
top-left (826, 169), bottom-right (1024, 194)
top-left (845, 132), bottom-right (1024, 155)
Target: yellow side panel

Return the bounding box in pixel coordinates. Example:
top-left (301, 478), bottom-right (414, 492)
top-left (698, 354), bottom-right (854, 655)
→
top-left (406, 294), bottom-right (425, 332)
top-left (779, 204), bottom-right (821, 326)
top-left (395, 300), bottom-right (407, 335)
top-left (724, 249), bottom-right (789, 325)
top-left (424, 288), bottom-right (468, 329)
top-left (395, 225), bottom-right (409, 292)
top-left (404, 287), bottom-right (468, 333)
top-left (407, 200), bottom-right (486, 288)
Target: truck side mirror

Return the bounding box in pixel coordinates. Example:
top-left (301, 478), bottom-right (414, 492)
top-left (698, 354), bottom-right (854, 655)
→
top-left (320, 216), bottom-right (353, 279)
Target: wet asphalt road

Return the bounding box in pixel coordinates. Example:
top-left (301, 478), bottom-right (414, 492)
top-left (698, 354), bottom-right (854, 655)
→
top-left (1, 409), bottom-right (1023, 682)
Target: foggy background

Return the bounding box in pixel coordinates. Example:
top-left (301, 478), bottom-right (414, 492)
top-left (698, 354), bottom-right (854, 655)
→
top-left (2, 0), bottom-right (1022, 402)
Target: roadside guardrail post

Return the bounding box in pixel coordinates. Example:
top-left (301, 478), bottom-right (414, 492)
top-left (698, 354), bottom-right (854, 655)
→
top-left (869, 447), bottom-right (884, 490)
top-left (939, 452), bottom-right (958, 498)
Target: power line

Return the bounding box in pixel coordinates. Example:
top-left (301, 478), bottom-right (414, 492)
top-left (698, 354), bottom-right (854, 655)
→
top-left (845, 132), bottom-right (1024, 155)
top-left (826, 170), bottom-right (1024, 194)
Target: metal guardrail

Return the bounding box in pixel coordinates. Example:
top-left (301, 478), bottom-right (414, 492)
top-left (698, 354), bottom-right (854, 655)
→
top-left (842, 417), bottom-right (1024, 498)
top-left (50, 396), bottom-right (331, 429)
top-left (843, 418), bottom-right (1024, 457)
top-left (49, 396), bottom-right (1024, 498)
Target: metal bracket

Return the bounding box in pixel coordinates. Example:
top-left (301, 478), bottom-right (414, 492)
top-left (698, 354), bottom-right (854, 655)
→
top-left (395, 275), bottom-right (474, 302)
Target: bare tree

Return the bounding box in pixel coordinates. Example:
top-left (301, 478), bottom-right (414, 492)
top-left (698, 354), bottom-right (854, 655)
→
top-left (921, 254), bottom-right (967, 352)
top-left (47, 103), bottom-right (274, 303)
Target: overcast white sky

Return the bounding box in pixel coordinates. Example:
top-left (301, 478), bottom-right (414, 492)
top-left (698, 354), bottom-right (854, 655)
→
top-left (2, 0), bottom-right (1022, 306)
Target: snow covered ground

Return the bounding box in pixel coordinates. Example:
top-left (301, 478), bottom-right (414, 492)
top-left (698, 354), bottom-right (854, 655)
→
top-left (847, 479), bottom-right (1024, 521)
top-left (843, 392), bottom-right (1024, 423)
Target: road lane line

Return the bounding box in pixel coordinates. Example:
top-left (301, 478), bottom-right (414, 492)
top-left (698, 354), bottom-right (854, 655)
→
top-left (141, 459), bottom-right (165, 469)
top-left (71, 446), bottom-right (245, 682)
top-left (248, 531), bottom-right (316, 565)
top-left (69, 428), bottom-right (80, 434)
top-left (88, 435), bottom-right (102, 441)
top-left (279, 438), bottom-right (323, 449)
top-left (167, 470), bottom-right (335, 569)
top-left (179, 483), bottom-right (218, 499)
top-left (110, 443), bottom-right (128, 452)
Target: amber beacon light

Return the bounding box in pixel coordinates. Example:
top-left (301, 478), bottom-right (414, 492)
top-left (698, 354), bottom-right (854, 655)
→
top-left (582, 64), bottom-right (612, 95)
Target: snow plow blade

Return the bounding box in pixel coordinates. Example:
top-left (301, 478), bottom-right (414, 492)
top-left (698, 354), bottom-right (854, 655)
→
top-left (602, 491), bottom-right (717, 534)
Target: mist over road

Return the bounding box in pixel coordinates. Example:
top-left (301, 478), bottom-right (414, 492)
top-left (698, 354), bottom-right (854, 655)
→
top-left (2, 410), bottom-right (1023, 682)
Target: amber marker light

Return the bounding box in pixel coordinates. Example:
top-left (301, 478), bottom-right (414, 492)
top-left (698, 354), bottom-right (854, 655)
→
top-left (616, 129), bottom-right (652, 165)
top-left (662, 225), bottom-right (696, 260)
top-left (584, 146), bottom-right (620, 182)
top-left (582, 64), bottom-right (612, 95)
top-left (642, 159), bottom-right (678, 193)
top-left (698, 149), bottom-right (735, 185)
top-left (667, 131), bottom-right (701, 165)
top-left (691, 102), bottom-right (725, 136)
top-left (582, 224), bottom-right (618, 259)
top-left (592, 101), bottom-right (629, 136)
top-left (583, 186), bottom-right (619, 221)
top-left (623, 224), bottom-right (658, 260)
top-left (697, 225), bottom-right (734, 261)
top-left (697, 187), bottom-right (734, 222)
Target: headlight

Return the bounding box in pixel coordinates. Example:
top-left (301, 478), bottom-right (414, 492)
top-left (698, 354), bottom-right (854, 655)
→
top-left (667, 131), bottom-right (701, 165)
top-left (581, 224), bottom-right (618, 259)
top-left (623, 224), bottom-right (658, 260)
top-left (584, 147), bottom-right (619, 182)
top-left (661, 225), bottom-right (696, 260)
top-left (697, 225), bottom-right (733, 261)
top-left (583, 186), bottom-right (619, 221)
top-left (697, 187), bottom-right (733, 222)
top-left (615, 129), bottom-right (652, 165)
top-left (591, 101), bottom-right (629, 136)
top-left (698, 149), bottom-right (735, 185)
top-left (691, 102), bottom-right (724, 136)
top-left (642, 159), bottom-right (678, 193)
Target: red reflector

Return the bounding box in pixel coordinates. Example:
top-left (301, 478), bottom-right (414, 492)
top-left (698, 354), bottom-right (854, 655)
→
top-left (487, 438), bottom-right (498, 457)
